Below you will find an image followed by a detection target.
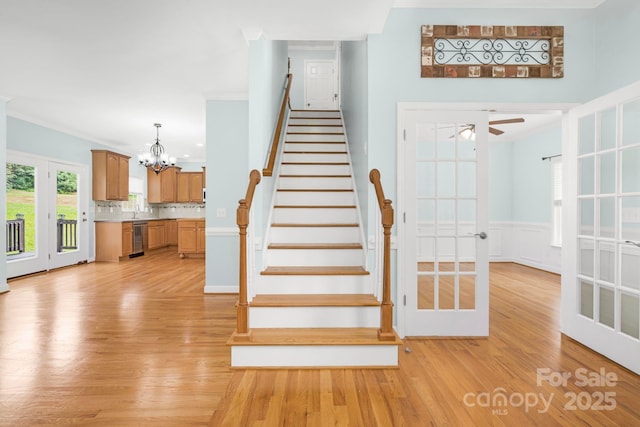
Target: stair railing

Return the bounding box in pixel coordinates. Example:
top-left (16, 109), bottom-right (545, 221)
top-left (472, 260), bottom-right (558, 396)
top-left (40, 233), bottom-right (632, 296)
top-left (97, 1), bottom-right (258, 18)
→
top-left (234, 169), bottom-right (261, 341)
top-left (262, 71), bottom-right (293, 177)
top-left (369, 169), bottom-right (396, 341)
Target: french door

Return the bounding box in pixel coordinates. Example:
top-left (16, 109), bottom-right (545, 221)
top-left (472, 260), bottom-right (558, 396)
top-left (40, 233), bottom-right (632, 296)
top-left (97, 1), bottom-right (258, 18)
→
top-left (6, 152), bottom-right (88, 277)
top-left (400, 109), bottom-right (489, 336)
top-left (563, 82), bottom-right (640, 374)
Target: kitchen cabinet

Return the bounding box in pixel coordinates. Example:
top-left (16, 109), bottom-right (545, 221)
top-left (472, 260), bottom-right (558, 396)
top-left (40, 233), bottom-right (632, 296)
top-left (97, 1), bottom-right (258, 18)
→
top-left (121, 221), bottom-right (133, 257)
top-left (166, 219), bottom-right (178, 245)
top-left (91, 150), bottom-right (130, 201)
top-left (147, 220), bottom-right (166, 250)
top-left (177, 219), bottom-right (205, 258)
top-left (95, 222), bottom-right (130, 262)
top-left (147, 167), bottom-right (180, 203)
top-left (177, 170), bottom-right (204, 203)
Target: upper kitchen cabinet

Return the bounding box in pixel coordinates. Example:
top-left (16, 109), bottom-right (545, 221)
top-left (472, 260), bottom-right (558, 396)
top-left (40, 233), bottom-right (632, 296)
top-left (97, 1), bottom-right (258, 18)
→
top-left (177, 168), bottom-right (205, 203)
top-left (147, 167), bottom-right (180, 203)
top-left (91, 150), bottom-right (130, 201)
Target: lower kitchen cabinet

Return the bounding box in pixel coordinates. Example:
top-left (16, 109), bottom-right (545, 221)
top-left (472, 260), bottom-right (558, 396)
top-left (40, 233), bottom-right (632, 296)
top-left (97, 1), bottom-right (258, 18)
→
top-left (96, 221), bottom-right (131, 262)
top-left (147, 220), bottom-right (166, 250)
top-left (177, 219), bottom-right (205, 258)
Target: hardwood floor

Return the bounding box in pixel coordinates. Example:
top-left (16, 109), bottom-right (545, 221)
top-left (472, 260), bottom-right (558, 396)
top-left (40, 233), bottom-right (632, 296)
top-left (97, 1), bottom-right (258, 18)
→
top-left (1, 254), bottom-right (639, 426)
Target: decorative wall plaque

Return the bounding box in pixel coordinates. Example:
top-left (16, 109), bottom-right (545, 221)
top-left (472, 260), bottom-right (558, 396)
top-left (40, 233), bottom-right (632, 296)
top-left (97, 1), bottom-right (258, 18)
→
top-left (421, 25), bottom-right (564, 78)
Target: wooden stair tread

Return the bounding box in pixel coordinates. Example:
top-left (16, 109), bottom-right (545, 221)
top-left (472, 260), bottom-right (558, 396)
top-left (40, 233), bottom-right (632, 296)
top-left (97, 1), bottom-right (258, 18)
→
top-left (282, 162), bottom-right (349, 165)
top-left (273, 205), bottom-right (356, 209)
top-left (279, 174), bottom-right (351, 178)
top-left (228, 328), bottom-right (402, 346)
top-left (284, 141), bottom-right (346, 144)
top-left (287, 132), bottom-right (345, 135)
top-left (276, 189), bottom-right (353, 192)
top-left (261, 266), bottom-right (370, 275)
top-left (288, 124), bottom-right (343, 127)
top-left (284, 152), bottom-right (346, 155)
top-left (271, 223), bottom-right (359, 227)
top-left (251, 294), bottom-right (379, 307)
top-left (268, 243), bottom-right (362, 250)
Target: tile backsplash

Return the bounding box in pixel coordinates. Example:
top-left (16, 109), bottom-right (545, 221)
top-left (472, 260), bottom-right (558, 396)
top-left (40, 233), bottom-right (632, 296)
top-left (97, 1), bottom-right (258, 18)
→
top-left (94, 201), bottom-right (205, 220)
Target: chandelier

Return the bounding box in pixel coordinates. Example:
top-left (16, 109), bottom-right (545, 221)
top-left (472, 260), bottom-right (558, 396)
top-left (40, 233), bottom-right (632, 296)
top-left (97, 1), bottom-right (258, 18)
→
top-left (138, 123), bottom-right (176, 174)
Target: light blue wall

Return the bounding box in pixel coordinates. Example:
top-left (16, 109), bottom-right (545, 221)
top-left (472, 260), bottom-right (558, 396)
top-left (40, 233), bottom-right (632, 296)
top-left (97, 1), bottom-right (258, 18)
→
top-left (367, 7), bottom-right (596, 211)
top-left (489, 142), bottom-right (513, 222)
top-left (7, 117), bottom-right (130, 261)
top-left (288, 48), bottom-right (337, 109)
top-left (340, 40), bottom-right (370, 238)
top-left (511, 126), bottom-right (562, 223)
top-left (205, 100), bottom-right (248, 289)
top-left (248, 38), bottom-right (289, 245)
top-left (594, 0), bottom-right (640, 97)
top-left (0, 101), bottom-right (7, 292)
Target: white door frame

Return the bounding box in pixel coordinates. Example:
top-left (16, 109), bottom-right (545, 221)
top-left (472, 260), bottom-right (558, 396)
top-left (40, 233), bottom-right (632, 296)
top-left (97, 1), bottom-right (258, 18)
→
top-left (562, 81), bottom-right (640, 374)
top-left (396, 102), bottom-right (576, 338)
top-left (6, 151), bottom-right (89, 277)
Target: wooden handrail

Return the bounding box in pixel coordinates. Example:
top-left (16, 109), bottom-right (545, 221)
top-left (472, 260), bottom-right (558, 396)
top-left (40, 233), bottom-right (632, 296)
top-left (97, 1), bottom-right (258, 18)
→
top-left (234, 169), bottom-right (261, 341)
top-left (369, 169), bottom-right (396, 342)
top-left (262, 73), bottom-right (293, 177)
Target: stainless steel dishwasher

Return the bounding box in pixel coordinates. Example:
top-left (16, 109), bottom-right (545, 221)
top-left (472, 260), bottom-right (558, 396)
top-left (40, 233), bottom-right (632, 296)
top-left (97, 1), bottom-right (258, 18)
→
top-left (131, 221), bottom-right (148, 258)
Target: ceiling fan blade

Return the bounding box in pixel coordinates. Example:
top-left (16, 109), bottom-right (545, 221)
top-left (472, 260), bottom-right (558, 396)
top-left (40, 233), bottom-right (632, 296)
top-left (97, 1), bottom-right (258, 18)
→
top-left (489, 118), bottom-right (525, 125)
top-left (489, 126), bottom-right (504, 135)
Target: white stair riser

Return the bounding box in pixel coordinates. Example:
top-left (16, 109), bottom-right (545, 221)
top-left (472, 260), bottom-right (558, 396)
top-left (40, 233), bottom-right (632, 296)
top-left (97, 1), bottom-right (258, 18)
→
top-left (282, 153), bottom-right (348, 163)
top-left (266, 249), bottom-right (364, 266)
top-left (280, 164), bottom-right (350, 175)
top-left (287, 125), bottom-right (344, 134)
top-left (290, 111), bottom-right (341, 119)
top-left (275, 191), bottom-right (354, 206)
top-left (272, 208), bottom-right (358, 223)
top-left (288, 118), bottom-right (342, 126)
top-left (249, 306), bottom-right (379, 328)
top-left (257, 275), bottom-right (372, 294)
top-left (287, 134), bottom-right (344, 143)
top-left (278, 177), bottom-right (353, 190)
top-left (284, 143), bottom-right (346, 152)
top-left (269, 227), bottom-right (360, 243)
top-left (231, 345), bottom-right (399, 368)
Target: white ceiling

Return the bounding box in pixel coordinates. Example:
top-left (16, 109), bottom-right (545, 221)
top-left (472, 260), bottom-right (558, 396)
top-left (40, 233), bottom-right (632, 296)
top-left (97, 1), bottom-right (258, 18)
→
top-left (0, 0), bottom-right (597, 162)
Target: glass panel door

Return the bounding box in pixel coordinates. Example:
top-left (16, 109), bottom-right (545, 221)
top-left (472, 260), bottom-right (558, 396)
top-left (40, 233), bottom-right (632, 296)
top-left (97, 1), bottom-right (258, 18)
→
top-left (48, 162), bottom-right (88, 269)
top-left (6, 153), bottom-right (48, 278)
top-left (565, 92), bottom-right (640, 375)
top-left (403, 110), bottom-right (489, 336)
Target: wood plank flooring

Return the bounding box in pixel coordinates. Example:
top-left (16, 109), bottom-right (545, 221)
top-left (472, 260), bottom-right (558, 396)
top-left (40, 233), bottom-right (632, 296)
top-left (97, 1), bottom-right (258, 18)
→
top-left (1, 254), bottom-right (639, 426)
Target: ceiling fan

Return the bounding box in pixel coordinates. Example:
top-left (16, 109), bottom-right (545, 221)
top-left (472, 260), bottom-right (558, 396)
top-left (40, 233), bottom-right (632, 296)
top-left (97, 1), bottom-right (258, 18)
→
top-left (457, 117), bottom-right (526, 139)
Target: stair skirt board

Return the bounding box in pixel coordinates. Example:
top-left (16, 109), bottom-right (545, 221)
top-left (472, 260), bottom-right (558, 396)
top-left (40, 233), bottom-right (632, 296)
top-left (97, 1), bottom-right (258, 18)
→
top-left (265, 249), bottom-right (365, 267)
top-left (256, 275), bottom-right (372, 294)
top-left (249, 306), bottom-right (379, 328)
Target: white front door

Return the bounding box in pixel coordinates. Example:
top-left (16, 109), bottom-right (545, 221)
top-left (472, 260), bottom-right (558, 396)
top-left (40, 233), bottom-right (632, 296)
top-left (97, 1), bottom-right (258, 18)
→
top-left (304, 60), bottom-right (338, 110)
top-left (562, 82), bottom-right (640, 374)
top-left (400, 109), bottom-right (489, 336)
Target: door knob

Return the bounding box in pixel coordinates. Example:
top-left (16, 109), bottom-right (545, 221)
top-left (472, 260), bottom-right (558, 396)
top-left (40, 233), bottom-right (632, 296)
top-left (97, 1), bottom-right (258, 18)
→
top-left (474, 232), bottom-right (488, 240)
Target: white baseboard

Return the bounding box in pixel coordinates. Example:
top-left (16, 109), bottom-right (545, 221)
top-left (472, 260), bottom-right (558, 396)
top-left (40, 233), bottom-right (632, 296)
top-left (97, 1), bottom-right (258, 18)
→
top-left (0, 283), bottom-right (10, 294)
top-left (489, 222), bottom-right (561, 274)
top-left (204, 285), bottom-right (238, 294)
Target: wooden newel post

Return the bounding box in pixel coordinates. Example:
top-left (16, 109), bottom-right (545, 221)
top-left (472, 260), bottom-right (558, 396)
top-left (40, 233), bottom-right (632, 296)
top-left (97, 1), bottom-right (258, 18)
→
top-left (378, 199), bottom-right (396, 341)
top-left (235, 199), bottom-right (251, 341)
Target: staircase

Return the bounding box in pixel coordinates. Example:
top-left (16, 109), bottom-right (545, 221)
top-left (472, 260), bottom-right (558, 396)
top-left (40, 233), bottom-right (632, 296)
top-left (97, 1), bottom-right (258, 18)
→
top-left (228, 110), bottom-right (401, 368)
